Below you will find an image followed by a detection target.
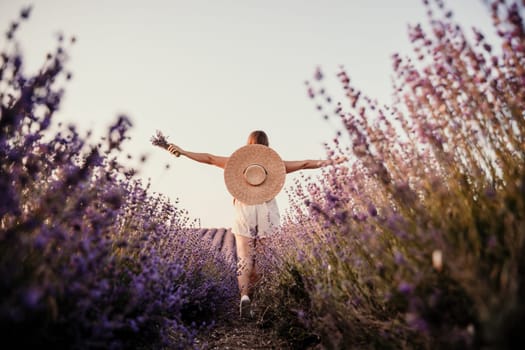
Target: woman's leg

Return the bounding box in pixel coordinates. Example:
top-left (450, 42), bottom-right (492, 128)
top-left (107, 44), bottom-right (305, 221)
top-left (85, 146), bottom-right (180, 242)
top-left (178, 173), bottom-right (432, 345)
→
top-left (248, 238), bottom-right (266, 295)
top-left (233, 234), bottom-right (255, 297)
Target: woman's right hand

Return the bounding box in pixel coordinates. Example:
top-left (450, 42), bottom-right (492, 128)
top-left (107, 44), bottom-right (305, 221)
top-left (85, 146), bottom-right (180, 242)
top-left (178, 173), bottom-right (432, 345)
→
top-left (167, 144), bottom-right (183, 157)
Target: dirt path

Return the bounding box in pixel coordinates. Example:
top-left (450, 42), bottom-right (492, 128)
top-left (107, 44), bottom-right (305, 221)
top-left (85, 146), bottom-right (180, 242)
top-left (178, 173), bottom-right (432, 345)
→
top-left (196, 319), bottom-right (291, 349)
top-left (193, 228), bottom-right (294, 349)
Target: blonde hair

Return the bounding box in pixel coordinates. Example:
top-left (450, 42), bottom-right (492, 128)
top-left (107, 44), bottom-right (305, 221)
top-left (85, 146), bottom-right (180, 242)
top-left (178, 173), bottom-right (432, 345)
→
top-left (247, 130), bottom-right (269, 146)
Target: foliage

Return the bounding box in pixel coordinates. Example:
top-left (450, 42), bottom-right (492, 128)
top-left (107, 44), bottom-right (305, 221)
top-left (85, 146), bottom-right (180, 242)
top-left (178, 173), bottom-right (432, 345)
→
top-left (259, 1), bottom-right (525, 349)
top-left (0, 8), bottom-right (236, 349)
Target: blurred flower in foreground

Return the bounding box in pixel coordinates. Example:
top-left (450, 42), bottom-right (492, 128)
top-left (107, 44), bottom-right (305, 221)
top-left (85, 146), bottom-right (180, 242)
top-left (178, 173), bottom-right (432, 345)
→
top-left (432, 250), bottom-right (443, 272)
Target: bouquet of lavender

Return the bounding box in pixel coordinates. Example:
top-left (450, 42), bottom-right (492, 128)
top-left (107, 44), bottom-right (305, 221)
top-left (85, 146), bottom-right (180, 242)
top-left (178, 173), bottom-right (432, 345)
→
top-left (151, 130), bottom-right (180, 157)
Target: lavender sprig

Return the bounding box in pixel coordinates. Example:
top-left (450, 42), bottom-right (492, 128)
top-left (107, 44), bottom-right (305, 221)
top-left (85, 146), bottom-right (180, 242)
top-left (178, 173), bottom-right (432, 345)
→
top-left (150, 130), bottom-right (169, 149)
top-left (151, 130), bottom-right (179, 156)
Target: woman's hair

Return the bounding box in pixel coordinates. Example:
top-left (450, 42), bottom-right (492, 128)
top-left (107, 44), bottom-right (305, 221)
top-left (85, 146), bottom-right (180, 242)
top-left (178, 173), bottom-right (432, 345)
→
top-left (247, 130), bottom-right (269, 146)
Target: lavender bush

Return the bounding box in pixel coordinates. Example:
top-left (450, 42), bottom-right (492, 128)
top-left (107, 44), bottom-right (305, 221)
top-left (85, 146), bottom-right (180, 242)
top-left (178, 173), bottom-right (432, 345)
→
top-left (0, 8), bottom-right (236, 349)
top-left (258, 1), bottom-right (525, 349)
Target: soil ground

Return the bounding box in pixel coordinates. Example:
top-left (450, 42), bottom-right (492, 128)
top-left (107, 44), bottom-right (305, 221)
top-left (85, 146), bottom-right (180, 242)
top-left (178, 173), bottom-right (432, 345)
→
top-left (195, 299), bottom-right (293, 350)
top-left (196, 320), bottom-right (291, 349)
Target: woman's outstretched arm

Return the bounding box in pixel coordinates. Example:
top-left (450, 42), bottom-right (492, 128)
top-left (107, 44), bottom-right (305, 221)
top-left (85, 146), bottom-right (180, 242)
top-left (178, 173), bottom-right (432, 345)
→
top-left (284, 157), bottom-right (346, 174)
top-left (167, 144), bottom-right (228, 169)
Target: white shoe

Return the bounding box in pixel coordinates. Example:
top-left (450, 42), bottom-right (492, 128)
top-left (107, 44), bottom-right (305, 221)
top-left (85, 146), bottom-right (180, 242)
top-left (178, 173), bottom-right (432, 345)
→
top-left (239, 295), bottom-right (253, 319)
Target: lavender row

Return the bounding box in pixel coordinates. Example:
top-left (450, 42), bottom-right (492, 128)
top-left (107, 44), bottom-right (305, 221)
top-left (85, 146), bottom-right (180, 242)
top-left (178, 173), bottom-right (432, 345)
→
top-left (257, 1), bottom-right (525, 349)
top-left (0, 8), bottom-right (236, 349)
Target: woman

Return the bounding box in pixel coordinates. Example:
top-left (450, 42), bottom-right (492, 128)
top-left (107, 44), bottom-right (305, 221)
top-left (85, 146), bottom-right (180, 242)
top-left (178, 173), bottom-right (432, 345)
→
top-left (167, 130), bottom-right (343, 319)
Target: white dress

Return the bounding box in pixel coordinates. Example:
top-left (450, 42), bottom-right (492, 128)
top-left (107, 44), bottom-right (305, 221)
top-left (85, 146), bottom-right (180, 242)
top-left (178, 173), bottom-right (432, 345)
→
top-left (232, 198), bottom-right (280, 238)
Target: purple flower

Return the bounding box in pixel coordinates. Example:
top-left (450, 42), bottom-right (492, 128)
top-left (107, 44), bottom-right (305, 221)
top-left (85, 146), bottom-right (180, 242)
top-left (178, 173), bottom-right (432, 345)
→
top-left (406, 313), bottom-right (429, 333)
top-left (352, 212), bottom-right (367, 222)
top-left (23, 286), bottom-right (43, 308)
top-left (367, 203), bottom-right (377, 217)
top-left (150, 130), bottom-right (169, 149)
top-left (398, 281), bottom-right (413, 295)
top-left (20, 6), bottom-right (32, 19)
top-left (394, 251), bottom-right (405, 265)
top-left (314, 67), bottom-right (323, 81)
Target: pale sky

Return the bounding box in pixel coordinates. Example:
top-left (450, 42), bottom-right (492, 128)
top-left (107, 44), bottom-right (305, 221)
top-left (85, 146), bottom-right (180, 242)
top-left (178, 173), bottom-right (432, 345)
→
top-left (0, 0), bottom-right (495, 228)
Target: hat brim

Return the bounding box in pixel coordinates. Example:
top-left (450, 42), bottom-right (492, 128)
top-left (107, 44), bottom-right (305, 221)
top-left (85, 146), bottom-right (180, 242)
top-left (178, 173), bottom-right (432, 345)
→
top-left (224, 144), bottom-right (286, 205)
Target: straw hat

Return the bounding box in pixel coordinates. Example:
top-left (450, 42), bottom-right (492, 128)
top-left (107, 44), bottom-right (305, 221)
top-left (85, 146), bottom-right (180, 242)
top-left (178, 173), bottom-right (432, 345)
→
top-left (224, 144), bottom-right (286, 205)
